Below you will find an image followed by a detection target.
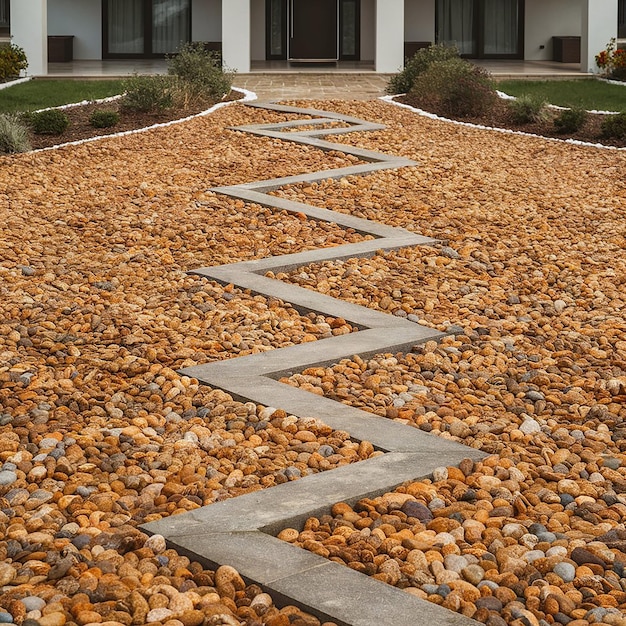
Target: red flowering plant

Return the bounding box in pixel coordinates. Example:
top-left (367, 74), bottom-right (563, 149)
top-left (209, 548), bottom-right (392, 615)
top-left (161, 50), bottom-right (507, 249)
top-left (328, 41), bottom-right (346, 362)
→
top-left (596, 38), bottom-right (626, 80)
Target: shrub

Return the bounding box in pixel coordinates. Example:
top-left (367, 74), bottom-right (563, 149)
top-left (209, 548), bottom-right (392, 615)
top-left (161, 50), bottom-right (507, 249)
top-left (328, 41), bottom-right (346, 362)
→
top-left (387, 44), bottom-right (459, 95)
top-left (120, 74), bottom-right (174, 113)
top-left (0, 43), bottom-right (28, 81)
top-left (601, 111), bottom-right (626, 139)
top-left (554, 107), bottom-right (588, 134)
top-left (89, 109), bottom-right (120, 128)
top-left (167, 42), bottom-right (233, 105)
top-left (0, 113), bottom-right (31, 153)
top-left (29, 108), bottom-right (70, 135)
top-left (508, 94), bottom-right (549, 124)
top-left (407, 57), bottom-right (497, 118)
top-left (596, 38), bottom-right (626, 80)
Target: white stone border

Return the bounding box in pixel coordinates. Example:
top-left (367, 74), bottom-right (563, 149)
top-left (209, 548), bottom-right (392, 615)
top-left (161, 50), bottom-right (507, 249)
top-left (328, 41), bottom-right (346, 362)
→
top-left (0, 76), bottom-right (32, 91)
top-left (382, 95), bottom-right (626, 151)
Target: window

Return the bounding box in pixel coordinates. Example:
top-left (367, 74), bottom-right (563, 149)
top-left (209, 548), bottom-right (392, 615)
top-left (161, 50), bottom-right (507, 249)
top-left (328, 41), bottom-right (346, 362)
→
top-left (436, 0), bottom-right (524, 58)
top-left (103, 0), bottom-right (190, 57)
top-left (0, 0), bottom-right (9, 35)
top-left (340, 0), bottom-right (360, 60)
top-left (266, 0), bottom-right (287, 59)
top-left (619, 0), bottom-right (626, 38)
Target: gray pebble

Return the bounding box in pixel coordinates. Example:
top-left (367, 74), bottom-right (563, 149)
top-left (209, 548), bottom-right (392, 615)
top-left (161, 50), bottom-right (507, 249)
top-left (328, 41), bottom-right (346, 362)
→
top-left (553, 561), bottom-right (576, 583)
top-left (21, 597), bottom-right (46, 613)
top-left (0, 471), bottom-right (17, 486)
top-left (428, 497), bottom-right (446, 510)
top-left (284, 467), bottom-right (301, 479)
top-left (525, 390), bottom-right (545, 402)
top-left (602, 456), bottom-right (621, 470)
top-left (318, 445), bottom-right (334, 457)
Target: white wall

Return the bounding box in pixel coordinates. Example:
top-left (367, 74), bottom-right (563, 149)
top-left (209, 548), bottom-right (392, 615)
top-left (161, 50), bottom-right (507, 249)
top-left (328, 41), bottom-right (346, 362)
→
top-left (525, 0), bottom-right (582, 60)
top-left (250, 0), bottom-right (265, 61)
top-left (376, 0), bottom-right (404, 71)
top-left (11, 0), bottom-right (47, 75)
top-left (48, 0), bottom-right (100, 60)
top-left (581, 0), bottom-right (617, 72)
top-left (192, 0), bottom-right (221, 42)
top-left (222, 0), bottom-right (250, 72)
top-left (404, 0), bottom-right (435, 44)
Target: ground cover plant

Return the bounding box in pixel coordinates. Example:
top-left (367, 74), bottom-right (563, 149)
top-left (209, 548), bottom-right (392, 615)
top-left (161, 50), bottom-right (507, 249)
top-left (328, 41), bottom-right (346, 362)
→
top-left (0, 112), bottom-right (30, 153)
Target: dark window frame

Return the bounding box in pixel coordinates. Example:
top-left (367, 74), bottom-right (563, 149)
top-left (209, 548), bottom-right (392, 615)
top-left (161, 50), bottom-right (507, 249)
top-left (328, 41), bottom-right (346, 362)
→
top-left (0, 0), bottom-right (10, 36)
top-left (265, 0), bottom-right (287, 60)
top-left (435, 0), bottom-right (524, 59)
top-left (102, 0), bottom-right (192, 59)
top-left (340, 0), bottom-right (361, 60)
top-left (619, 0), bottom-right (626, 39)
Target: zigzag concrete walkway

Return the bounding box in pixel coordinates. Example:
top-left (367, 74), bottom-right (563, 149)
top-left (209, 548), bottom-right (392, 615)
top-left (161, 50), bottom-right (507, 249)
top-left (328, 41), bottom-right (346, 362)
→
top-left (143, 103), bottom-right (485, 626)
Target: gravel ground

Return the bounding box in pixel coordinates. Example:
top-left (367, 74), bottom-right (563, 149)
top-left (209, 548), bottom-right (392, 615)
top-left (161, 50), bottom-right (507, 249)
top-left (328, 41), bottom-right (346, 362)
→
top-left (273, 100), bottom-right (626, 626)
top-left (0, 98), bottom-right (625, 626)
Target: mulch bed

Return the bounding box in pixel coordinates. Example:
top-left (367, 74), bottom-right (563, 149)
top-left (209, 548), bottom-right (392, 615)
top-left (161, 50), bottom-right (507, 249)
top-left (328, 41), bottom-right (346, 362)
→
top-left (398, 95), bottom-right (626, 148)
top-left (27, 90), bottom-right (243, 151)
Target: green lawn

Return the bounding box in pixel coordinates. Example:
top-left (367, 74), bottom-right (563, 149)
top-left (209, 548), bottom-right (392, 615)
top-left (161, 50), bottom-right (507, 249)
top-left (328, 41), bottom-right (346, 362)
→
top-left (0, 79), bottom-right (126, 113)
top-left (496, 78), bottom-right (626, 112)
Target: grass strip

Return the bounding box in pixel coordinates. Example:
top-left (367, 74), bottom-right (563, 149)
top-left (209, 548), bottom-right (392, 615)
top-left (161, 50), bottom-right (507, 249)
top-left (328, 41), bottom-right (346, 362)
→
top-left (497, 78), bottom-right (626, 112)
top-left (0, 78), bottom-right (125, 112)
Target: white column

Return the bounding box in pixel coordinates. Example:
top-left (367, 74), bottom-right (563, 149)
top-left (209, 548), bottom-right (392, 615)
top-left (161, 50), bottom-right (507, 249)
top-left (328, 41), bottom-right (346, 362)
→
top-left (10, 0), bottom-right (47, 76)
top-left (375, 0), bottom-right (404, 73)
top-left (222, 0), bottom-right (250, 73)
top-left (581, 0), bottom-right (617, 73)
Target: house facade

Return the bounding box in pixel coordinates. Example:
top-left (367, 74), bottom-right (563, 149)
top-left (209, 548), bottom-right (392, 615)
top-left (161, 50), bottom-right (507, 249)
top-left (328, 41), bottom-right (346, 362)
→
top-left (9, 0), bottom-right (620, 76)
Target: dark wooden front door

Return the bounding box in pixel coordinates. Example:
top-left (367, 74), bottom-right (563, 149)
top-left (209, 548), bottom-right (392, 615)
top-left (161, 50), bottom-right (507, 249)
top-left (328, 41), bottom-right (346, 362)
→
top-left (289, 0), bottom-right (338, 60)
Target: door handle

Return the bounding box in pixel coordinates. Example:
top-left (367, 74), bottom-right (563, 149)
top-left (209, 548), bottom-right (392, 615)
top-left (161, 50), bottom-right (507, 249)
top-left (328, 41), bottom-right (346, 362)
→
top-left (290, 0), bottom-right (294, 38)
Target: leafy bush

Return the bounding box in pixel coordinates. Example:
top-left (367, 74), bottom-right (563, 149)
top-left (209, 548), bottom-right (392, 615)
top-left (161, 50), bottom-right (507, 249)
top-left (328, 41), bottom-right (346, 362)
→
top-left (601, 111), bottom-right (626, 139)
top-left (0, 43), bottom-right (28, 81)
top-left (595, 38), bottom-right (626, 80)
top-left (120, 74), bottom-right (174, 113)
top-left (554, 107), bottom-right (588, 134)
top-left (508, 94), bottom-right (549, 124)
top-left (387, 44), bottom-right (459, 94)
top-left (29, 108), bottom-right (70, 135)
top-left (0, 113), bottom-right (31, 153)
top-left (167, 42), bottom-right (233, 105)
top-left (89, 109), bottom-right (120, 128)
top-left (407, 57), bottom-right (497, 118)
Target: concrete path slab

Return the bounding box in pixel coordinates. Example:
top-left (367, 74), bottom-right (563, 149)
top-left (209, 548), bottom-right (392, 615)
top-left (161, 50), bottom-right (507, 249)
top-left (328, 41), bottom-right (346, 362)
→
top-left (143, 102), bottom-right (484, 626)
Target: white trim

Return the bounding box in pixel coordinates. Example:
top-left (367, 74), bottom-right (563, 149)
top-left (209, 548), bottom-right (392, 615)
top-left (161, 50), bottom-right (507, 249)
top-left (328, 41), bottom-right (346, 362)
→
top-left (0, 77), bottom-right (32, 91)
